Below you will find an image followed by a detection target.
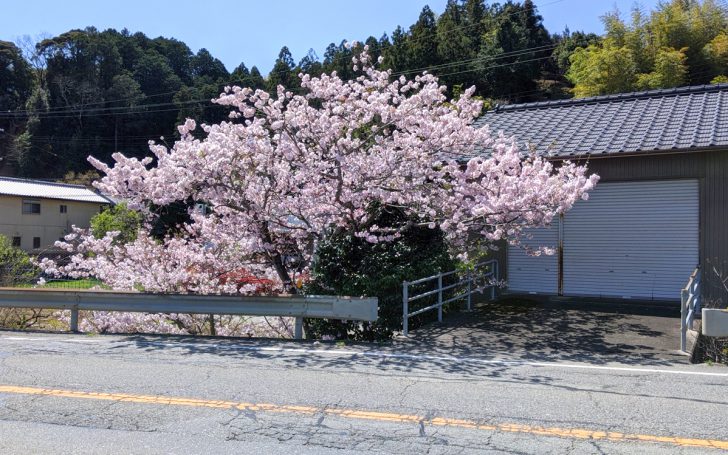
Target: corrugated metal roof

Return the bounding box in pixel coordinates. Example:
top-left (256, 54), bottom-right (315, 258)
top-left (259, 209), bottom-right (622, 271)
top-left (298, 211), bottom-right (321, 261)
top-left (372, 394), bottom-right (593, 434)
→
top-left (0, 177), bottom-right (112, 204)
top-left (473, 83), bottom-right (728, 158)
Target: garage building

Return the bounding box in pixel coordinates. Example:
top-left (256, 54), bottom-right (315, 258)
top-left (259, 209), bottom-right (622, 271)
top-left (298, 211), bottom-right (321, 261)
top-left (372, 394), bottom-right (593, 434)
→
top-left (475, 83), bottom-right (728, 302)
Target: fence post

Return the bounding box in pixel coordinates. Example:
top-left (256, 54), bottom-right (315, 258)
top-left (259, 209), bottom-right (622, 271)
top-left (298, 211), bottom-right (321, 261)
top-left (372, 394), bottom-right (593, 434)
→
top-left (294, 316), bottom-right (304, 340)
top-left (437, 273), bottom-right (443, 323)
top-left (466, 273), bottom-right (472, 312)
top-left (402, 282), bottom-right (409, 337)
top-left (680, 288), bottom-right (687, 352)
top-left (70, 307), bottom-right (79, 333)
top-left (695, 269), bottom-right (702, 313)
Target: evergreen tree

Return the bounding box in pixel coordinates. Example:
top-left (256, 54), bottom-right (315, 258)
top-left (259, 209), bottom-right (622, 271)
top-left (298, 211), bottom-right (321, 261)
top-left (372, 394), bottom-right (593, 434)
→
top-left (267, 46), bottom-right (298, 93)
top-left (248, 66), bottom-right (266, 89)
top-left (0, 41), bottom-right (34, 170)
top-left (408, 6), bottom-right (439, 71)
top-left (381, 26), bottom-right (409, 71)
top-left (477, 0), bottom-right (552, 101)
top-left (298, 48), bottom-right (323, 76)
top-left (436, 0), bottom-right (475, 91)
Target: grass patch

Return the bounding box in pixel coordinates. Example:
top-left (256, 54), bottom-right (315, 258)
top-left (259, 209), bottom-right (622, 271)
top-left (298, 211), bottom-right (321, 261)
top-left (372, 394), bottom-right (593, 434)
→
top-left (15, 279), bottom-right (104, 290)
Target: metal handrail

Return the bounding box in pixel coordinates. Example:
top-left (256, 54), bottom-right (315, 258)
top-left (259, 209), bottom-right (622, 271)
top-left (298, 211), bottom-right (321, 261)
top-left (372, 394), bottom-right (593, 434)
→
top-left (680, 267), bottom-right (701, 352)
top-left (402, 259), bottom-right (498, 336)
top-left (0, 288), bottom-right (378, 339)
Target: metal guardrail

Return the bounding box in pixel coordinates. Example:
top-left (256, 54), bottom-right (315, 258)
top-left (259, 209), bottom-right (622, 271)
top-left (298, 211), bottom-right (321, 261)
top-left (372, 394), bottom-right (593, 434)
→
top-left (680, 267), bottom-right (701, 352)
top-left (402, 260), bottom-right (498, 336)
top-left (0, 288), bottom-right (378, 339)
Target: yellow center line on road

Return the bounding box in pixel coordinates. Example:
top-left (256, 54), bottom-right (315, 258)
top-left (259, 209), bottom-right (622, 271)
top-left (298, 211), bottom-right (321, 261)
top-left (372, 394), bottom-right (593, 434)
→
top-left (0, 384), bottom-right (726, 450)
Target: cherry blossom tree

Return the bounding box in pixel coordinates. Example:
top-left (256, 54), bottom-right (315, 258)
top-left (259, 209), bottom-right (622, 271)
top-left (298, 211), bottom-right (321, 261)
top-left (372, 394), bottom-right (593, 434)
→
top-left (41, 43), bottom-right (598, 295)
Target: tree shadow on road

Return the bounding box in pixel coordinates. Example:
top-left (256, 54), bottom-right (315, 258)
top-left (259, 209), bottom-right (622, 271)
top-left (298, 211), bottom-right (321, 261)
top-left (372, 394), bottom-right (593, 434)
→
top-left (398, 297), bottom-right (684, 367)
top-left (105, 297), bottom-right (685, 388)
top-left (107, 326), bottom-right (728, 409)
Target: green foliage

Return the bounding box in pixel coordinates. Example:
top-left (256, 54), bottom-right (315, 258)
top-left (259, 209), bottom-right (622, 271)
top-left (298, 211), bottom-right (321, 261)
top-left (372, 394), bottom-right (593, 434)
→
top-left (408, 6), bottom-right (439, 71)
top-left (3, 27), bottom-right (234, 178)
top-left (59, 170), bottom-right (101, 186)
top-left (436, 1), bottom-right (475, 90)
top-left (267, 46), bottom-right (299, 93)
top-left (297, 49), bottom-right (323, 77)
top-left (0, 235), bottom-right (38, 286)
top-left (0, 41), bottom-right (33, 112)
top-left (304, 207), bottom-right (456, 341)
top-left (636, 47), bottom-right (689, 90)
top-left (476, 0), bottom-right (552, 101)
top-left (567, 44), bottom-right (637, 97)
top-left (1, 40), bottom-right (40, 173)
top-left (90, 203), bottom-right (142, 244)
top-left (704, 32), bottom-right (728, 75)
top-left (552, 30), bottom-right (602, 74)
top-left (568, 0), bottom-right (728, 97)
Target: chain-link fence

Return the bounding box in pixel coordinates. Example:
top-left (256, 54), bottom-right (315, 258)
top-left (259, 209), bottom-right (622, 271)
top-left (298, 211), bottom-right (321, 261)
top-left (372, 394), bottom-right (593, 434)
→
top-left (0, 247), bottom-right (101, 290)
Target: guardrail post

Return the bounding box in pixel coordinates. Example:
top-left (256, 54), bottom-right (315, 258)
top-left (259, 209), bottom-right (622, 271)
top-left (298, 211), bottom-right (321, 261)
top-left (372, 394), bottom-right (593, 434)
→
top-left (466, 273), bottom-right (472, 312)
top-left (437, 273), bottom-right (443, 323)
top-left (70, 307), bottom-right (79, 333)
top-left (492, 261), bottom-right (498, 300)
top-left (294, 317), bottom-right (304, 339)
top-left (209, 314), bottom-right (216, 336)
top-left (402, 282), bottom-right (409, 337)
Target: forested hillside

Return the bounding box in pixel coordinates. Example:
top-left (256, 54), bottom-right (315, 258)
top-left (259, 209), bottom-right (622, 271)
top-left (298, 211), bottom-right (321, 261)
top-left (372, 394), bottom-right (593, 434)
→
top-left (1, 0), bottom-right (726, 179)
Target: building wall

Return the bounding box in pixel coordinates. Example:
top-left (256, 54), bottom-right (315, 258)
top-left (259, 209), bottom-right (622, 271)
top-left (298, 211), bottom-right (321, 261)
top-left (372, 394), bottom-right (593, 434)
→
top-left (500, 150), bottom-right (728, 303)
top-left (0, 195), bottom-right (106, 251)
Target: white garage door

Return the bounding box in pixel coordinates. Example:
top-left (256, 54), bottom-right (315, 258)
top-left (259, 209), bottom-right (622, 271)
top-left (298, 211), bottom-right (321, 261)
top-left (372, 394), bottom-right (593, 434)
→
top-left (507, 225), bottom-right (559, 294)
top-left (562, 180), bottom-right (699, 300)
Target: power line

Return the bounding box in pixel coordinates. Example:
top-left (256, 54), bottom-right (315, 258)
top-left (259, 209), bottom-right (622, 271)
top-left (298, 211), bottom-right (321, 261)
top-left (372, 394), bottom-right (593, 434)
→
top-left (5, 0), bottom-right (568, 117)
top-left (8, 90), bottom-right (180, 115)
top-left (433, 55), bottom-right (554, 79)
top-left (390, 43), bottom-right (558, 77)
top-left (2, 48), bottom-right (560, 120)
top-left (13, 105), bottom-right (218, 120)
top-left (0, 96), bottom-right (224, 118)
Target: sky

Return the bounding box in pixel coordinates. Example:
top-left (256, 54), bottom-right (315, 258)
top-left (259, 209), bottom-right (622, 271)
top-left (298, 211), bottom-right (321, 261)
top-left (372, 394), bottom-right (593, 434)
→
top-left (1, 0), bottom-right (661, 75)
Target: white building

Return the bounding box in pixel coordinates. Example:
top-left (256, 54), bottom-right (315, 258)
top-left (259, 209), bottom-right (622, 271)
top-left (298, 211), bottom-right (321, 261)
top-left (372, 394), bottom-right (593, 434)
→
top-left (0, 177), bottom-right (112, 252)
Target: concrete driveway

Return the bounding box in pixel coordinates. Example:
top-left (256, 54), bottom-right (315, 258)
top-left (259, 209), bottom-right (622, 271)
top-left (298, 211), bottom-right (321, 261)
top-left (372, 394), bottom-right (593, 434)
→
top-left (401, 297), bottom-right (688, 366)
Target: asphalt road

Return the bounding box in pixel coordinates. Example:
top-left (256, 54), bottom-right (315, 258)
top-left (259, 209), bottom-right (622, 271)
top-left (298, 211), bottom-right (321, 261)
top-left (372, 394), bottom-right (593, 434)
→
top-left (0, 332), bottom-right (727, 454)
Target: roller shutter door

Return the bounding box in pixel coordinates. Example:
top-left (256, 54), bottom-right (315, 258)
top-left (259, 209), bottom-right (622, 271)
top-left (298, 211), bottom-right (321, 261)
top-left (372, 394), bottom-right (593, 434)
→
top-left (507, 225), bottom-right (559, 294)
top-left (562, 180), bottom-right (698, 300)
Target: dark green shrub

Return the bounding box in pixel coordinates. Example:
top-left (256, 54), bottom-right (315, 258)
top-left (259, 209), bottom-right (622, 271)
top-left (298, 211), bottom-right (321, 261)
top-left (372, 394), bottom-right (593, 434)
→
top-left (0, 235), bottom-right (38, 286)
top-left (304, 207), bottom-right (456, 341)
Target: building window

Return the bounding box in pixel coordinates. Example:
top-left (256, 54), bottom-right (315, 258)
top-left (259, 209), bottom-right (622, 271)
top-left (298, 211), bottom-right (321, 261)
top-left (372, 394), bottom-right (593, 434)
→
top-left (22, 200), bottom-right (41, 215)
top-left (33, 237), bottom-right (41, 249)
top-left (11, 237), bottom-right (21, 247)
top-left (60, 204), bottom-right (67, 213)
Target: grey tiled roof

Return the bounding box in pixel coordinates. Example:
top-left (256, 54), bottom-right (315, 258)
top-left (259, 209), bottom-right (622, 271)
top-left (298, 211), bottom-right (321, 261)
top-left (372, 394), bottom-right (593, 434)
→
top-left (473, 84), bottom-right (728, 158)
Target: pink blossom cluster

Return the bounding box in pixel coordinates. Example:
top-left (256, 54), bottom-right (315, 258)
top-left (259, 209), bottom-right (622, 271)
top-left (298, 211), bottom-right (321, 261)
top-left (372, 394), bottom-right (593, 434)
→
top-left (41, 43), bottom-right (597, 300)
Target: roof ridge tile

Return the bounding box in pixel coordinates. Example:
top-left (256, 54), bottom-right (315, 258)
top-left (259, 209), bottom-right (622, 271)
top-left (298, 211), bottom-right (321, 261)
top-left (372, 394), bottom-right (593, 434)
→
top-left (0, 176), bottom-right (91, 190)
top-left (492, 83), bottom-right (728, 113)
